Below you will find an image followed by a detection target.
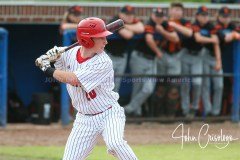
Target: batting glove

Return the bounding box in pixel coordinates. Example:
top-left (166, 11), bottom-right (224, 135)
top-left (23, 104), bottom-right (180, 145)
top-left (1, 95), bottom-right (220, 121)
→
top-left (40, 59), bottom-right (51, 72)
top-left (35, 55), bottom-right (49, 67)
top-left (45, 46), bottom-right (66, 62)
top-left (35, 55), bottom-right (51, 71)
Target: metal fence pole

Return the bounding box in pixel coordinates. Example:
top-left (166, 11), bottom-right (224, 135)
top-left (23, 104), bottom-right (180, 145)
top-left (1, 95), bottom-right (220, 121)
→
top-left (0, 28), bottom-right (8, 127)
top-left (232, 41), bottom-right (240, 122)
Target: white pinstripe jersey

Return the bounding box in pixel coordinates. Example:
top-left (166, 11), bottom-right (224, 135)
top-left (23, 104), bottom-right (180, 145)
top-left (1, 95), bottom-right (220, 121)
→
top-left (54, 46), bottom-right (119, 114)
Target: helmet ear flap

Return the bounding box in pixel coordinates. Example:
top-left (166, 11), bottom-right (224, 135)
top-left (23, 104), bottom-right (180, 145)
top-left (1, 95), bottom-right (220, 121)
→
top-left (78, 36), bottom-right (94, 48)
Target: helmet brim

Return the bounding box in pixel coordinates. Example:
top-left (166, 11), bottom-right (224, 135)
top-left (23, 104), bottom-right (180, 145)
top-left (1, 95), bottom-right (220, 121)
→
top-left (92, 30), bottom-right (113, 38)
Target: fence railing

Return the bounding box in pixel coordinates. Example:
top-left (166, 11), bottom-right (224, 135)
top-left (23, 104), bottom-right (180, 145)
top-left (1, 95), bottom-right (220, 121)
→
top-left (0, 2), bottom-right (240, 24)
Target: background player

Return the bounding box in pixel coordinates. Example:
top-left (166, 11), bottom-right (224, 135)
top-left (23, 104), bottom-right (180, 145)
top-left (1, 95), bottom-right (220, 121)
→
top-left (156, 2), bottom-right (192, 117)
top-left (124, 8), bottom-right (165, 116)
top-left (35, 17), bottom-right (138, 160)
top-left (105, 5), bottom-right (144, 92)
top-left (194, 6), bottom-right (222, 116)
top-left (212, 6), bottom-right (240, 116)
top-left (60, 5), bottom-right (83, 33)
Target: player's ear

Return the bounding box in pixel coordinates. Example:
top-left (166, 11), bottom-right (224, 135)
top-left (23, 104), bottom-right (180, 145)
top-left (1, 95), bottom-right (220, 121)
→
top-left (79, 37), bottom-right (94, 48)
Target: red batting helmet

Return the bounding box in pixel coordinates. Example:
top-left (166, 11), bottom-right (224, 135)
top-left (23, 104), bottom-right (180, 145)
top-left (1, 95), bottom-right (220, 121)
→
top-left (77, 17), bottom-right (113, 48)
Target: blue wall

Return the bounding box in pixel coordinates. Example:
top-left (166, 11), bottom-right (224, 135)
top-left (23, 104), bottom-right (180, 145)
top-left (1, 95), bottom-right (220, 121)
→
top-left (0, 28), bottom-right (8, 127)
top-left (1, 24), bottom-right (62, 107)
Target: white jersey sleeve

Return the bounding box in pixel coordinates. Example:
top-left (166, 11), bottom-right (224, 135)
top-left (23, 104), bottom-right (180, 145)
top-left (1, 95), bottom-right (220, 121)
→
top-left (74, 59), bottom-right (112, 93)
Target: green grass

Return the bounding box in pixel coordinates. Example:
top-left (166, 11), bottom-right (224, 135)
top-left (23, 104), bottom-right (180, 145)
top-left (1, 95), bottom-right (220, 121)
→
top-left (0, 144), bottom-right (240, 160)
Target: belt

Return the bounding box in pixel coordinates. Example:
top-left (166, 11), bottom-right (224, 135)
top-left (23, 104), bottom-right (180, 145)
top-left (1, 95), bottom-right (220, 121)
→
top-left (137, 52), bottom-right (154, 60)
top-left (80, 106), bottom-right (112, 116)
top-left (165, 50), bottom-right (180, 55)
top-left (188, 50), bottom-right (201, 55)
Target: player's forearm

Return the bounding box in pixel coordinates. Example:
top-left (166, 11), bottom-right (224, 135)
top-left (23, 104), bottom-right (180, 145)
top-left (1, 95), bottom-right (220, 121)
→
top-left (171, 23), bottom-right (193, 37)
top-left (61, 23), bottom-right (78, 30)
top-left (160, 30), bottom-right (179, 43)
top-left (195, 33), bottom-right (216, 44)
top-left (145, 35), bottom-right (162, 57)
top-left (213, 43), bottom-right (221, 61)
top-left (225, 32), bottom-right (240, 43)
top-left (124, 22), bottom-right (144, 34)
top-left (53, 70), bottom-right (80, 86)
top-left (118, 28), bottom-right (134, 40)
top-left (147, 41), bottom-right (162, 56)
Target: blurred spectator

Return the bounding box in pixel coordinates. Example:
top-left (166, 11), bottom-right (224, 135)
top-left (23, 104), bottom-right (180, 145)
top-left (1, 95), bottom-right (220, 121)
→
top-left (156, 2), bottom-right (192, 117)
top-left (124, 8), bottom-right (164, 116)
top-left (214, 7), bottom-right (240, 45)
top-left (105, 5), bottom-right (144, 92)
top-left (213, 6), bottom-right (240, 116)
top-left (60, 5), bottom-right (83, 34)
top-left (180, 7), bottom-right (209, 118)
top-left (194, 6), bottom-right (223, 116)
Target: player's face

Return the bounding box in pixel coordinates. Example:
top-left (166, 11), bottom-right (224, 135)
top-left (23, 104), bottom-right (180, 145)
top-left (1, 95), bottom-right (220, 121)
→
top-left (169, 7), bottom-right (183, 20)
top-left (152, 14), bottom-right (165, 24)
top-left (68, 14), bottom-right (81, 23)
top-left (196, 14), bottom-right (209, 26)
top-left (92, 37), bottom-right (108, 53)
top-left (119, 13), bottom-right (134, 24)
top-left (218, 16), bottom-right (231, 25)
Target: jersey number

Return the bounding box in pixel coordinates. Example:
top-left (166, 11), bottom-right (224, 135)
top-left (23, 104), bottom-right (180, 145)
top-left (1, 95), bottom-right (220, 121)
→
top-left (85, 90), bottom-right (97, 101)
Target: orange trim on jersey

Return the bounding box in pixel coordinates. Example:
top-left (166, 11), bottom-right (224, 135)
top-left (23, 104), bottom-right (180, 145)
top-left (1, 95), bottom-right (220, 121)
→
top-left (192, 25), bottom-right (200, 32)
top-left (76, 49), bottom-right (91, 64)
top-left (145, 25), bottom-right (154, 33)
top-left (133, 18), bottom-right (140, 24)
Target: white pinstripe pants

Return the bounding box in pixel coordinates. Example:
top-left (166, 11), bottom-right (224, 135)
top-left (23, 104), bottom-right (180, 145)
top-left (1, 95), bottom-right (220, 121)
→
top-left (63, 104), bottom-right (138, 160)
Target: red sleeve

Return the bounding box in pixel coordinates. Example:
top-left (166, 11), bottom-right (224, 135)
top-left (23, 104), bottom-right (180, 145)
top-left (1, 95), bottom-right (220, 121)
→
top-left (184, 21), bottom-right (192, 29)
top-left (192, 25), bottom-right (200, 32)
top-left (236, 26), bottom-right (240, 33)
top-left (167, 26), bottom-right (174, 32)
top-left (133, 18), bottom-right (140, 24)
top-left (211, 24), bottom-right (222, 34)
top-left (145, 25), bottom-right (154, 34)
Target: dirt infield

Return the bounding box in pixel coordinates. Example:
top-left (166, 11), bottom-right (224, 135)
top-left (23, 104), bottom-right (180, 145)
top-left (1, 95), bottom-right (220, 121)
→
top-left (0, 121), bottom-right (240, 146)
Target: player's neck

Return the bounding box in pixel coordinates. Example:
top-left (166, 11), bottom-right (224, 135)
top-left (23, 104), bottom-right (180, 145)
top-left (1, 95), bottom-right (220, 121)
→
top-left (80, 47), bottom-right (96, 59)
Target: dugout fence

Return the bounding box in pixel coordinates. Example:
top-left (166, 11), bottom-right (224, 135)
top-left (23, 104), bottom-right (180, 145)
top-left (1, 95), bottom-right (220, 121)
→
top-left (61, 30), bottom-right (240, 125)
top-left (0, 2), bottom-right (240, 127)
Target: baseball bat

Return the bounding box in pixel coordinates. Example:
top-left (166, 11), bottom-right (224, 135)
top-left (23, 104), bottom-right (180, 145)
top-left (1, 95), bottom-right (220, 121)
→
top-left (59, 19), bottom-right (124, 54)
top-left (36, 19), bottom-right (124, 67)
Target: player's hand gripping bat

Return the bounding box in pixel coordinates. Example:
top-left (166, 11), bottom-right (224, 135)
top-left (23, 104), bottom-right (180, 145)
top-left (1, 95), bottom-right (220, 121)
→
top-left (35, 19), bottom-right (124, 67)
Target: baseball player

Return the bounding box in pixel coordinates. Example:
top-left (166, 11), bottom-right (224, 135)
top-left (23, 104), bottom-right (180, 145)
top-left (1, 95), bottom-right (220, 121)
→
top-left (105, 5), bottom-right (144, 92)
top-left (124, 8), bottom-right (165, 116)
top-left (214, 7), bottom-right (240, 49)
top-left (209, 7), bottom-right (240, 116)
top-left (180, 6), bottom-right (214, 117)
top-left (156, 3), bottom-right (192, 117)
top-left (193, 6), bottom-right (223, 116)
top-left (60, 5), bottom-right (83, 33)
top-left (35, 17), bottom-right (138, 160)
top-left (157, 2), bottom-right (192, 74)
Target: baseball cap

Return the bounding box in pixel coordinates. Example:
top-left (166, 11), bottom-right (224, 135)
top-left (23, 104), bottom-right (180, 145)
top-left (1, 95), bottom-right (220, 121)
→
top-left (196, 6), bottom-right (209, 15)
top-left (152, 8), bottom-right (165, 17)
top-left (219, 7), bottom-right (231, 17)
top-left (120, 5), bottom-right (135, 15)
top-left (68, 6), bottom-right (83, 15)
